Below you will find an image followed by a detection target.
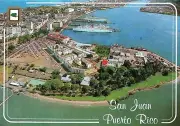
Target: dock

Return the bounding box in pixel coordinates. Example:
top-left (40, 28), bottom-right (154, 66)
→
top-left (0, 93), bottom-right (14, 107)
top-left (73, 16), bottom-right (108, 23)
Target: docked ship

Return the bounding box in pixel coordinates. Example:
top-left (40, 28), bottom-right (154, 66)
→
top-left (74, 16), bottom-right (108, 23)
top-left (73, 24), bottom-right (113, 33)
top-left (83, 16), bottom-right (107, 23)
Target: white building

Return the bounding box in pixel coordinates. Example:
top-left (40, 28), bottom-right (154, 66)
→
top-left (67, 8), bottom-right (74, 13)
top-left (62, 37), bottom-right (70, 44)
top-left (82, 58), bottom-right (92, 68)
top-left (125, 53), bottom-right (131, 57)
top-left (0, 34), bottom-right (3, 41)
top-left (47, 22), bottom-right (53, 31)
top-left (74, 58), bottom-right (82, 66)
top-left (29, 69), bottom-right (34, 73)
top-left (35, 18), bottom-right (48, 30)
top-left (135, 52), bottom-right (144, 58)
top-left (86, 63), bottom-right (92, 68)
top-left (61, 75), bottom-right (71, 82)
top-left (6, 27), bottom-right (22, 36)
top-left (108, 58), bottom-right (124, 67)
top-left (59, 21), bottom-right (63, 28)
top-left (58, 51), bottom-right (62, 55)
top-left (10, 82), bottom-right (19, 86)
top-left (30, 22), bottom-right (34, 30)
top-left (55, 14), bottom-right (64, 19)
top-left (52, 21), bottom-right (63, 28)
top-left (81, 76), bottom-right (91, 86)
top-left (120, 52), bottom-right (125, 56)
top-left (62, 49), bottom-right (72, 55)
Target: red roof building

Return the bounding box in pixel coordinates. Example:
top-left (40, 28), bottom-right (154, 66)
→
top-left (102, 59), bottom-right (108, 66)
top-left (47, 33), bottom-right (70, 43)
top-left (48, 33), bottom-right (69, 39)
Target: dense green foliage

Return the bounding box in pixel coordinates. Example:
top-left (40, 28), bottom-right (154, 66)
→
top-left (9, 36), bottom-right (17, 41)
top-left (94, 45), bottom-right (110, 57)
top-left (48, 72), bottom-right (175, 101)
top-left (162, 69), bottom-right (169, 76)
top-left (51, 69), bottom-right (60, 79)
top-left (36, 78), bottom-right (85, 96)
top-left (18, 29), bottom-right (49, 44)
top-left (8, 44), bottom-right (15, 51)
top-left (39, 67), bottom-right (47, 72)
top-left (70, 73), bottom-right (84, 84)
top-left (36, 59), bottom-right (171, 98)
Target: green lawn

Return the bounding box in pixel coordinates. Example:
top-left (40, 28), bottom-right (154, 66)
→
top-left (0, 65), bottom-right (13, 84)
top-left (106, 72), bottom-right (176, 101)
top-left (0, 65), bottom-right (13, 73)
top-left (54, 72), bottom-right (176, 101)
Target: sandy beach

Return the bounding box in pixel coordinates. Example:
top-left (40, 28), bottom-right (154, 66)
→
top-left (20, 74), bottom-right (180, 106)
top-left (23, 92), bottom-right (109, 106)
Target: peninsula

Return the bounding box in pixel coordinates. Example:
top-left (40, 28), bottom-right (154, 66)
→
top-left (0, 2), bottom-right (179, 106)
top-left (140, 0), bottom-right (180, 15)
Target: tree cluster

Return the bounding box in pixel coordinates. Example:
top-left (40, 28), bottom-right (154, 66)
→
top-left (18, 29), bottom-right (49, 44)
top-left (36, 79), bottom-right (89, 97)
top-left (94, 45), bottom-right (110, 57)
top-left (36, 60), bottom-right (170, 98)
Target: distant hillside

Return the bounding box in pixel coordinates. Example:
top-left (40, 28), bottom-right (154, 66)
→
top-left (150, 0), bottom-right (180, 2)
top-left (140, 0), bottom-right (180, 15)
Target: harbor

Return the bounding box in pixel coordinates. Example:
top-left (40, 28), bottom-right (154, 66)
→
top-left (66, 15), bottom-right (120, 33)
top-left (73, 15), bottom-right (108, 23)
top-left (72, 24), bottom-right (114, 33)
top-left (62, 3), bottom-right (180, 65)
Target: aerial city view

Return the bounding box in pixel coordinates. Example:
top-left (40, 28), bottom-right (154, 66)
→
top-left (0, 0), bottom-right (180, 126)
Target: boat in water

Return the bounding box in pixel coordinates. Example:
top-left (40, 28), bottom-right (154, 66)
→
top-left (75, 15), bottom-right (108, 23)
top-left (73, 24), bottom-right (113, 33)
top-left (83, 16), bottom-right (107, 22)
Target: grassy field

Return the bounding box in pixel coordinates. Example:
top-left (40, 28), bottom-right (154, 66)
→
top-left (54, 72), bottom-right (176, 101)
top-left (0, 65), bottom-right (13, 84)
top-left (105, 72), bottom-right (176, 101)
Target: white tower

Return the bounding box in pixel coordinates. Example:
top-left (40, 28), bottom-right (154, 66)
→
top-left (47, 22), bottom-right (53, 31)
top-left (30, 22), bottom-right (34, 30)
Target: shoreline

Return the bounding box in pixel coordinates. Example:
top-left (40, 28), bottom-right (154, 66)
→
top-left (139, 3), bottom-right (180, 16)
top-left (20, 74), bottom-right (180, 106)
top-left (128, 74), bottom-right (180, 95)
top-left (23, 92), bottom-right (109, 106)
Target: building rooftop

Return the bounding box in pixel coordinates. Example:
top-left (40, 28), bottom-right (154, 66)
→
top-left (48, 33), bottom-right (69, 40)
top-left (135, 52), bottom-right (144, 58)
top-left (80, 76), bottom-right (91, 86)
top-left (61, 75), bottom-right (71, 82)
top-left (29, 79), bottom-right (45, 86)
top-left (102, 59), bottom-right (108, 66)
top-left (10, 81), bottom-right (19, 86)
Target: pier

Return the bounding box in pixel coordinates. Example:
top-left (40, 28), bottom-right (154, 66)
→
top-left (0, 93), bottom-right (14, 107)
top-left (74, 19), bottom-right (108, 23)
top-left (73, 16), bottom-right (108, 23)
